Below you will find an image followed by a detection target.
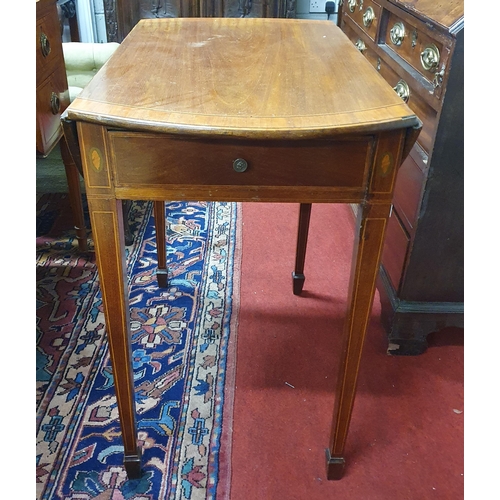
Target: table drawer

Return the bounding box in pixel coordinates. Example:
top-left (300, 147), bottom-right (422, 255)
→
top-left (108, 133), bottom-right (373, 191)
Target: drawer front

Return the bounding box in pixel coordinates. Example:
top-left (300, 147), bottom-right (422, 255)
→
top-left (381, 210), bottom-right (409, 292)
top-left (109, 133), bottom-right (373, 192)
top-left (344, 0), bottom-right (382, 41)
top-left (341, 21), bottom-right (380, 70)
top-left (382, 11), bottom-right (447, 88)
top-left (377, 59), bottom-right (436, 155)
top-left (341, 18), bottom-right (437, 156)
top-left (36, 77), bottom-right (64, 155)
top-left (36, 10), bottom-right (64, 85)
top-left (392, 148), bottom-right (425, 231)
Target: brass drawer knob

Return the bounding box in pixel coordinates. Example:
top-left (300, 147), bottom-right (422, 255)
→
top-left (363, 7), bottom-right (375, 27)
top-left (355, 39), bottom-right (366, 52)
top-left (420, 44), bottom-right (440, 72)
top-left (393, 79), bottom-right (410, 103)
top-left (50, 92), bottom-right (60, 115)
top-left (390, 22), bottom-right (405, 46)
top-left (233, 158), bottom-right (248, 172)
top-left (348, 0), bottom-right (356, 12)
top-left (40, 32), bottom-right (51, 57)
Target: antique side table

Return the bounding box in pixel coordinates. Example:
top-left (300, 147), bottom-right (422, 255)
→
top-left (64, 17), bottom-right (420, 480)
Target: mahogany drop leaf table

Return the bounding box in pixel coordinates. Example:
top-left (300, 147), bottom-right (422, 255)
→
top-left (64, 17), bottom-right (420, 480)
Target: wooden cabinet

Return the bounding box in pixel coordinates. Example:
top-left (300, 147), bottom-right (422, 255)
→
top-left (36, 0), bottom-right (88, 252)
top-left (338, 0), bottom-right (464, 354)
top-left (103, 0), bottom-right (296, 42)
top-left (36, 0), bottom-right (70, 156)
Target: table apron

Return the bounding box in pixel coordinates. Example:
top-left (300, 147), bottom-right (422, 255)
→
top-left (107, 132), bottom-right (375, 199)
top-left (113, 185), bottom-right (367, 204)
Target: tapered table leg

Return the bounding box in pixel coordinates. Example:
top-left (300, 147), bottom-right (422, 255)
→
top-left (122, 200), bottom-right (134, 246)
top-left (60, 137), bottom-right (88, 251)
top-left (88, 196), bottom-right (142, 478)
top-left (153, 201), bottom-right (168, 288)
top-left (326, 202), bottom-right (391, 480)
top-left (292, 203), bottom-right (312, 295)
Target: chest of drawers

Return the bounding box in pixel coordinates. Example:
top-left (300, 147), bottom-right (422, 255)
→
top-left (36, 0), bottom-right (70, 156)
top-left (338, 0), bottom-right (464, 354)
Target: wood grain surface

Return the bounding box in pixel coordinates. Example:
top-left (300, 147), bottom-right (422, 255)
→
top-left (67, 18), bottom-right (418, 138)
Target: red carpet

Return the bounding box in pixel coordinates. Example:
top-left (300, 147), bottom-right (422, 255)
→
top-left (228, 203), bottom-right (464, 499)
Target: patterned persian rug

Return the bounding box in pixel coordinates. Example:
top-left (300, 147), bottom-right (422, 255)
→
top-left (36, 194), bottom-right (241, 500)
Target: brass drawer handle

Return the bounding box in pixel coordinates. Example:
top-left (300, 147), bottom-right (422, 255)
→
top-left (50, 92), bottom-right (60, 115)
top-left (348, 0), bottom-right (356, 12)
top-left (420, 44), bottom-right (440, 72)
top-left (233, 158), bottom-right (248, 172)
top-left (363, 7), bottom-right (375, 27)
top-left (390, 22), bottom-right (405, 46)
top-left (355, 39), bottom-right (366, 52)
top-left (393, 79), bottom-right (410, 103)
top-left (40, 32), bottom-right (51, 57)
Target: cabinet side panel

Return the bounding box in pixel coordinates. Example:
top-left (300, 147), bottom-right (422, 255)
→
top-left (400, 29), bottom-right (464, 303)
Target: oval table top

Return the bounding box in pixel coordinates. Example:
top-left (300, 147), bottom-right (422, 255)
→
top-left (67, 17), bottom-right (419, 140)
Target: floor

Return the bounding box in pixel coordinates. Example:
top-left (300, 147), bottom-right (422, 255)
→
top-left (37, 145), bottom-right (84, 195)
top-left (36, 146), bottom-right (466, 498)
top-left (229, 202), bottom-right (464, 499)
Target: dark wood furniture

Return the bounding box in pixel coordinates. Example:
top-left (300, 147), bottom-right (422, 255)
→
top-left (37, 0), bottom-right (88, 251)
top-left (58, 0), bottom-right (80, 42)
top-left (103, 0), bottom-right (296, 42)
top-left (337, 0), bottom-right (464, 354)
top-left (65, 17), bottom-right (420, 480)
top-left (37, 0), bottom-right (69, 156)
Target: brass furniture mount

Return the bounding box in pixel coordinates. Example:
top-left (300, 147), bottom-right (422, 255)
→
top-left (420, 43), bottom-right (440, 71)
top-left (390, 21), bottom-right (405, 46)
top-left (40, 32), bottom-right (51, 57)
top-left (50, 92), bottom-right (60, 114)
top-left (233, 158), bottom-right (248, 172)
top-left (393, 79), bottom-right (410, 102)
top-left (355, 38), bottom-right (366, 52)
top-left (433, 68), bottom-right (445, 88)
top-left (411, 29), bottom-right (418, 48)
top-left (363, 7), bottom-right (375, 27)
